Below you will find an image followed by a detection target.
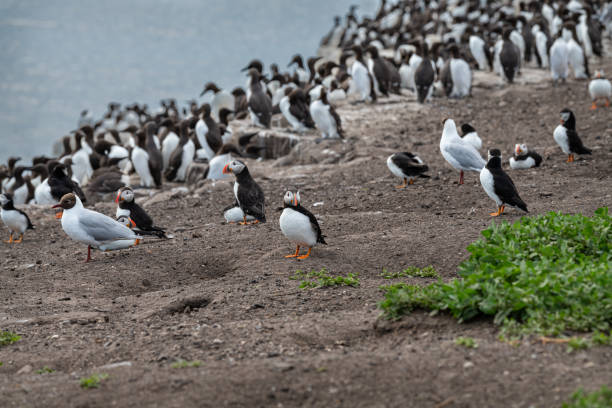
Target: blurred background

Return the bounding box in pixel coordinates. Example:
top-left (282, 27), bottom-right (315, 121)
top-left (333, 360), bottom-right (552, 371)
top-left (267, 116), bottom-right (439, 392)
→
top-left (0, 0), bottom-right (377, 162)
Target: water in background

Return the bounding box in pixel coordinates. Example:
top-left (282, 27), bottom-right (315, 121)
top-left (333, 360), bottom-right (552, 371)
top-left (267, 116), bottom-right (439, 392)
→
top-left (0, 0), bottom-right (377, 162)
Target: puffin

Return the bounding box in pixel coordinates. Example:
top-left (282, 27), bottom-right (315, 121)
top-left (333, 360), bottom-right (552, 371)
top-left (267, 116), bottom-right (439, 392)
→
top-left (246, 68), bottom-right (273, 128)
top-left (588, 70), bottom-right (611, 110)
top-left (413, 43), bottom-right (435, 104)
top-left (195, 103), bottom-right (222, 160)
top-left (386, 152), bottom-right (429, 188)
top-left (309, 89), bottom-right (343, 139)
top-left (480, 149), bottom-right (528, 216)
top-left (280, 88), bottom-right (315, 133)
top-left (549, 35), bottom-right (569, 84)
top-left (349, 45), bottom-right (376, 103)
top-left (498, 28), bottom-right (521, 83)
top-left (460, 123), bottom-right (482, 150)
top-left (199, 82), bottom-right (234, 122)
top-left (1, 193), bottom-right (34, 243)
top-left (279, 191), bottom-right (326, 260)
top-left (115, 186), bottom-right (166, 238)
top-left (509, 144), bottom-right (542, 169)
top-left (222, 160), bottom-right (266, 224)
top-left (553, 108), bottom-right (591, 163)
top-left (165, 120), bottom-right (195, 182)
top-left (440, 118), bottom-right (486, 185)
top-left (53, 193), bottom-right (141, 262)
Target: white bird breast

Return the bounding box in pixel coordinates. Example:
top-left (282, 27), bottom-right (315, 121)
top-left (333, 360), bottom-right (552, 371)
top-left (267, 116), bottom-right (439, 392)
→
top-left (279, 208), bottom-right (317, 247)
top-left (589, 78), bottom-right (612, 99)
top-left (1, 209), bottom-right (29, 233)
top-left (509, 156), bottom-right (535, 169)
top-left (479, 167), bottom-right (501, 206)
top-left (553, 125), bottom-right (570, 154)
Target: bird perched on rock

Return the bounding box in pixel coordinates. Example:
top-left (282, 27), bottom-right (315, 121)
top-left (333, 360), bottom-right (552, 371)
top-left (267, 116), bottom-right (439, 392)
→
top-left (222, 160), bottom-right (266, 224)
top-left (310, 89), bottom-right (343, 139)
top-left (115, 186), bottom-right (166, 238)
top-left (280, 88), bottom-right (315, 133)
top-left (480, 149), bottom-right (528, 217)
top-left (53, 193), bottom-right (141, 262)
top-left (553, 109), bottom-right (591, 163)
top-left (246, 68), bottom-right (273, 128)
top-left (1, 193), bottom-right (34, 243)
top-left (440, 119), bottom-right (486, 185)
top-left (386, 152), bottom-right (429, 188)
top-left (510, 144), bottom-right (542, 169)
top-left (588, 70), bottom-right (611, 110)
top-left (279, 191), bottom-right (326, 260)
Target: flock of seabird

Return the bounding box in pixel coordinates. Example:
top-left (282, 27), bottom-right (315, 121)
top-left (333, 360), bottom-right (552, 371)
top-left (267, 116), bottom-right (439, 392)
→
top-left (1, 0), bottom-right (611, 261)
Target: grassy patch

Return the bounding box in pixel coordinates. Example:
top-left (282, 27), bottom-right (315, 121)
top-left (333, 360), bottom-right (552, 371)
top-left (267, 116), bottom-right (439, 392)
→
top-left (455, 336), bottom-right (478, 348)
top-left (79, 373), bottom-right (109, 389)
top-left (290, 268), bottom-right (359, 289)
top-left (0, 331), bottom-right (21, 347)
top-left (563, 386), bottom-right (612, 408)
top-left (378, 208), bottom-right (611, 338)
top-left (36, 366), bottom-right (55, 374)
top-left (171, 359), bottom-right (201, 369)
top-left (380, 266), bottom-right (439, 279)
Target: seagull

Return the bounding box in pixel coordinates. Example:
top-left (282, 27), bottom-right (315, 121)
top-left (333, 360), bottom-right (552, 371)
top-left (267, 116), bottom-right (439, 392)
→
top-left (53, 193), bottom-right (141, 262)
top-left (440, 119), bottom-right (486, 185)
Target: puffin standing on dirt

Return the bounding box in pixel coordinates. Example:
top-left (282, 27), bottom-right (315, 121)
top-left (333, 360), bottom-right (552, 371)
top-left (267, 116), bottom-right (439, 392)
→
top-left (0, 193), bottom-right (34, 243)
top-left (553, 109), bottom-right (591, 163)
top-left (222, 160), bottom-right (266, 224)
top-left (510, 144), bottom-right (542, 169)
top-left (480, 149), bottom-right (528, 217)
top-left (440, 119), bottom-right (486, 185)
top-left (53, 193), bottom-right (141, 262)
top-left (310, 89), bottom-right (344, 139)
top-left (589, 70), bottom-right (611, 109)
top-left (115, 187), bottom-right (166, 238)
top-left (247, 68), bottom-right (273, 128)
top-left (386, 152), bottom-right (429, 188)
top-left (279, 191), bottom-right (326, 260)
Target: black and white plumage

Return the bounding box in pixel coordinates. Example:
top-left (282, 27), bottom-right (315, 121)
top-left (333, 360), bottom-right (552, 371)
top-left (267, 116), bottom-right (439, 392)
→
top-left (246, 68), bottom-right (273, 128)
top-left (1, 193), bottom-right (34, 243)
top-left (498, 28), bottom-right (521, 83)
top-left (509, 144), bottom-right (542, 169)
top-left (165, 119), bottom-right (195, 182)
top-left (279, 191), bottom-right (326, 260)
top-left (222, 160), bottom-right (266, 224)
top-left (386, 152), bottom-right (429, 188)
top-left (553, 109), bottom-right (591, 162)
top-left (479, 149), bottom-right (528, 216)
top-left (279, 88), bottom-right (315, 133)
top-left (460, 123), bottom-right (482, 151)
top-left (195, 103), bottom-right (222, 160)
top-left (115, 187), bottom-right (166, 238)
top-left (144, 122), bottom-right (163, 188)
top-left (48, 163), bottom-right (87, 204)
top-left (413, 43), bottom-right (435, 104)
top-left (589, 70), bottom-right (611, 110)
top-left (309, 89), bottom-right (343, 139)
top-left (440, 119), bottom-right (486, 185)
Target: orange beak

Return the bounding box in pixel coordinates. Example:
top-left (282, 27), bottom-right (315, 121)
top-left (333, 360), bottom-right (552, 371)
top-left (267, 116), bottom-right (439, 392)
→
top-left (115, 193), bottom-right (121, 203)
top-left (222, 164), bottom-right (231, 174)
top-left (515, 146), bottom-right (521, 155)
top-left (293, 197), bottom-right (297, 206)
top-left (130, 219), bottom-right (136, 228)
top-left (560, 119), bottom-right (563, 124)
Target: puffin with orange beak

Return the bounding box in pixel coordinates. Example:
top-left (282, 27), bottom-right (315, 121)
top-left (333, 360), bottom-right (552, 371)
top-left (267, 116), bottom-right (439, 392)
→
top-left (222, 160), bottom-right (266, 224)
top-left (115, 186), bottom-right (166, 238)
top-left (279, 191), bottom-right (326, 259)
top-left (509, 143), bottom-right (542, 169)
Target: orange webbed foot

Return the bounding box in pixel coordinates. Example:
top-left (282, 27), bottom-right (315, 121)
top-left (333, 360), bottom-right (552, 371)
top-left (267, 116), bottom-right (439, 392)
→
top-left (297, 248), bottom-right (312, 260)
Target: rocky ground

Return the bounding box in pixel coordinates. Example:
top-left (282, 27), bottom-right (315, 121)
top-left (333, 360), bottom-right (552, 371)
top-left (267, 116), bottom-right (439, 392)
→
top-left (1, 56), bottom-right (611, 407)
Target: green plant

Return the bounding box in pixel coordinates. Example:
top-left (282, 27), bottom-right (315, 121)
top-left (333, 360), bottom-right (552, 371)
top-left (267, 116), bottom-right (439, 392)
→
top-left (0, 362), bottom-right (3, 366)
top-left (378, 208), bottom-right (611, 338)
top-left (171, 359), bottom-right (201, 369)
top-left (455, 336), bottom-right (478, 348)
top-left (562, 386), bottom-right (612, 408)
top-left (79, 373), bottom-right (109, 389)
top-left (0, 331), bottom-right (21, 347)
top-left (380, 266), bottom-right (439, 279)
top-left (566, 337), bottom-right (589, 353)
top-left (590, 331), bottom-right (610, 346)
top-left (291, 268), bottom-right (360, 289)
top-left (36, 366), bottom-right (55, 374)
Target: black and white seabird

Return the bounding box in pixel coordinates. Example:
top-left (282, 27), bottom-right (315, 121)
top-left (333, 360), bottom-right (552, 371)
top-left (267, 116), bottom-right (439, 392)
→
top-left (509, 144), bottom-right (542, 169)
top-left (563, 22), bottom-right (589, 80)
top-left (131, 129), bottom-right (157, 188)
top-left (246, 68), bottom-right (273, 128)
top-left (550, 34), bottom-right (569, 83)
top-left (440, 119), bottom-right (485, 185)
top-left (222, 160), bottom-right (266, 224)
top-left (48, 162), bottom-right (87, 206)
top-left (441, 45), bottom-right (472, 98)
top-left (413, 43), bottom-right (435, 104)
top-left (553, 108), bottom-right (591, 163)
top-left (588, 70), bottom-right (611, 110)
top-left (287, 54), bottom-right (310, 85)
top-left (279, 191), bottom-right (326, 260)
top-left (386, 152), bottom-right (429, 188)
top-left (349, 45), bottom-right (376, 103)
top-left (160, 118), bottom-right (179, 170)
top-left (195, 103), bottom-right (222, 160)
top-left (309, 89), bottom-right (343, 139)
top-left (145, 122), bottom-right (163, 188)
top-left (231, 87), bottom-right (249, 119)
top-left (1, 193), bottom-right (34, 243)
top-left (498, 28), bottom-right (521, 83)
top-left (115, 186), bottom-right (166, 238)
top-left (280, 88), bottom-right (315, 133)
top-left (165, 119), bottom-right (196, 182)
top-left (199, 82), bottom-right (234, 122)
top-left (366, 45), bottom-right (391, 96)
top-left (480, 149), bottom-right (528, 216)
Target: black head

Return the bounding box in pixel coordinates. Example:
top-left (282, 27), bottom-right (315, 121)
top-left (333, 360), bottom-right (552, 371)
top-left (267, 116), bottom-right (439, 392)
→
top-left (200, 103), bottom-right (212, 118)
top-left (231, 87), bottom-right (246, 97)
top-left (200, 82), bottom-right (220, 96)
top-left (487, 149), bottom-right (502, 167)
top-left (560, 108), bottom-right (575, 129)
top-left (241, 59), bottom-right (263, 73)
top-left (461, 123), bottom-right (476, 135)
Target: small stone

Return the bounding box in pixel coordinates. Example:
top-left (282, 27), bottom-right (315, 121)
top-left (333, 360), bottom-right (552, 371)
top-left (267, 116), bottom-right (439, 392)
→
top-left (463, 361), bottom-right (474, 368)
top-left (17, 365), bottom-right (32, 375)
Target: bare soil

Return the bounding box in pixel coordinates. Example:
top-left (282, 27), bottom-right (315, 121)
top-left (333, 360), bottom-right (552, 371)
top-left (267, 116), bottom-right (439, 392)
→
top-left (1, 60), bottom-right (611, 407)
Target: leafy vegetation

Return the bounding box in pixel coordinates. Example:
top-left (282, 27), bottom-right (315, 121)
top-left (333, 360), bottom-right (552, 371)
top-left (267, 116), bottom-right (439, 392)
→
top-left (171, 359), bottom-right (201, 369)
top-left (379, 208), bottom-right (611, 337)
top-left (0, 331), bottom-right (21, 347)
top-left (290, 268), bottom-right (360, 289)
top-left (79, 373), bottom-right (109, 389)
top-left (380, 266), bottom-right (439, 279)
top-left (455, 336), bottom-right (478, 348)
top-left (562, 386), bottom-right (612, 408)
top-left (36, 366), bottom-right (55, 374)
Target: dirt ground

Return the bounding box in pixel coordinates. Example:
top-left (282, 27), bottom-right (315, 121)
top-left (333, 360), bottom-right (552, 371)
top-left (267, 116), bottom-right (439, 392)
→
top-left (1, 56), bottom-right (612, 407)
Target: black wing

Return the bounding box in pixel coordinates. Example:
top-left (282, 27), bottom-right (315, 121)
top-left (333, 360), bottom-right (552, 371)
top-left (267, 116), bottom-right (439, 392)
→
top-left (237, 181), bottom-right (266, 222)
top-left (393, 153), bottom-right (429, 177)
top-left (528, 151), bottom-right (543, 167)
top-left (164, 145), bottom-right (183, 181)
top-left (289, 101), bottom-right (315, 128)
top-left (372, 60), bottom-right (389, 96)
top-left (294, 205), bottom-right (326, 244)
top-left (567, 130), bottom-right (591, 155)
top-left (249, 92), bottom-right (272, 128)
top-left (491, 168), bottom-right (527, 212)
top-left (17, 209), bottom-right (34, 230)
top-left (329, 105), bottom-right (344, 138)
